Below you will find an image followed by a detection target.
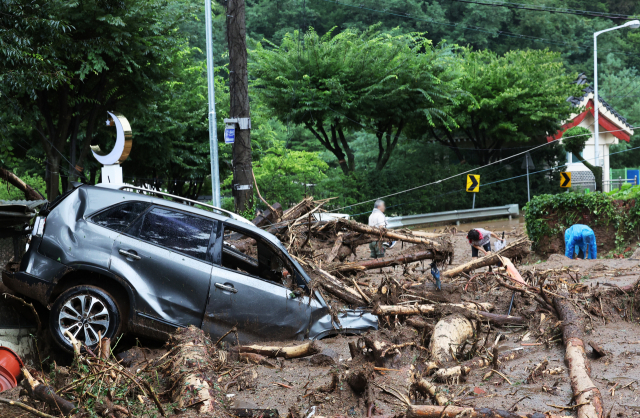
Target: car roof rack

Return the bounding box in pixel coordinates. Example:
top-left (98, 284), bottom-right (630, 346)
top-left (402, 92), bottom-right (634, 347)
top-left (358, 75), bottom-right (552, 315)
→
top-left (118, 185), bottom-right (253, 225)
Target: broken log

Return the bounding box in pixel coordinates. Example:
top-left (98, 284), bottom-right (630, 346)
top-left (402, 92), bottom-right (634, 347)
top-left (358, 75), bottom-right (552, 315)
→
top-left (554, 297), bottom-right (604, 418)
top-left (373, 302), bottom-right (494, 316)
top-left (0, 397), bottom-right (57, 418)
top-left (330, 250), bottom-right (435, 274)
top-left (0, 167), bottom-right (44, 200)
top-left (443, 306), bottom-right (526, 326)
top-left (336, 218), bottom-right (449, 253)
top-left (313, 268), bottom-right (367, 305)
top-left (325, 235), bottom-right (344, 263)
top-left (433, 348), bottom-right (527, 383)
top-left (239, 342), bottom-right (319, 359)
top-left (406, 405), bottom-right (563, 418)
top-left (22, 368), bottom-right (76, 415)
top-left (167, 326), bottom-right (216, 414)
top-left (252, 203), bottom-right (283, 227)
top-left (441, 237), bottom-right (530, 278)
top-left (405, 316), bottom-right (433, 330)
top-left (588, 341), bottom-right (607, 358)
top-left (429, 314), bottom-right (475, 363)
top-left (410, 373), bottom-right (448, 406)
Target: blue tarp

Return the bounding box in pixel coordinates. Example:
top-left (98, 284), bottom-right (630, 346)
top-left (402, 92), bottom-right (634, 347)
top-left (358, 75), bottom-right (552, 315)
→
top-left (564, 224), bottom-right (597, 259)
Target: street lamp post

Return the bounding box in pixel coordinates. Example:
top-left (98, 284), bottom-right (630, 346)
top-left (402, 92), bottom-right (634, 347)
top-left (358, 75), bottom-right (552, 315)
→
top-left (593, 20), bottom-right (640, 177)
top-left (205, 0), bottom-right (221, 207)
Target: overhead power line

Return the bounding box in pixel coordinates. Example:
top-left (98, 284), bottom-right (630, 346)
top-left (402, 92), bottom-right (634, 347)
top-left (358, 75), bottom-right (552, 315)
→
top-left (449, 0), bottom-right (638, 20)
top-left (330, 126), bottom-right (637, 213)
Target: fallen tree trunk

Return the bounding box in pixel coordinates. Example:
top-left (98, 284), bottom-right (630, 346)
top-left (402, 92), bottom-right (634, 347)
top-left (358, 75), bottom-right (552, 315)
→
top-left (554, 297), bottom-right (604, 418)
top-left (167, 326), bottom-right (216, 414)
top-left (429, 314), bottom-right (475, 363)
top-left (374, 302), bottom-right (493, 316)
top-left (0, 167), bottom-right (44, 200)
top-left (434, 348), bottom-right (527, 382)
top-left (336, 218), bottom-right (449, 253)
top-left (406, 405), bottom-right (563, 418)
top-left (442, 237), bottom-right (530, 278)
top-left (331, 250), bottom-right (435, 274)
top-left (238, 342), bottom-right (319, 359)
top-left (313, 268), bottom-right (367, 305)
top-left (22, 369), bottom-right (76, 415)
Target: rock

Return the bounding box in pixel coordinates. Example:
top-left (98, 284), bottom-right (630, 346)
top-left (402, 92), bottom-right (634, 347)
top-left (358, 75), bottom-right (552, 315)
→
top-left (547, 254), bottom-right (568, 263)
top-left (115, 346), bottom-right (147, 368)
top-left (629, 247), bottom-right (640, 260)
top-left (309, 348), bottom-right (339, 366)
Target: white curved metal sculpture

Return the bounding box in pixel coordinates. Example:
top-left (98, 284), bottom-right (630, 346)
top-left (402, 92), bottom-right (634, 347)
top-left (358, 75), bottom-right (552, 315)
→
top-left (91, 111), bottom-right (132, 165)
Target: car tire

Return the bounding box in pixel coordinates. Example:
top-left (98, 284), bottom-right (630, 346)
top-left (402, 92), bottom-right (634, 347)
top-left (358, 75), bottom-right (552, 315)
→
top-left (50, 285), bottom-right (123, 353)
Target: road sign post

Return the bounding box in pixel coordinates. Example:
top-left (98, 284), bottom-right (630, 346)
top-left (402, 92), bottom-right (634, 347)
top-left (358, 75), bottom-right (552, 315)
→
top-left (560, 172), bottom-right (572, 188)
top-left (521, 152), bottom-right (535, 202)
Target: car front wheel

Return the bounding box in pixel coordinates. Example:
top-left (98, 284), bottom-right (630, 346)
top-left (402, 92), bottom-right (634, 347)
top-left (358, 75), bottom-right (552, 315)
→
top-left (50, 285), bottom-right (123, 353)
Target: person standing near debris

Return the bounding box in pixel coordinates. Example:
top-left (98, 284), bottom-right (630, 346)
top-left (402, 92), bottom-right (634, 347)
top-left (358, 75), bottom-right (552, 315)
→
top-left (564, 224), bottom-right (597, 259)
top-left (467, 228), bottom-right (504, 258)
top-left (369, 200), bottom-right (393, 258)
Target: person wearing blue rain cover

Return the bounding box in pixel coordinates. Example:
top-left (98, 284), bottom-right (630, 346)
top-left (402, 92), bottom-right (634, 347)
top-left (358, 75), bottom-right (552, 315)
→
top-left (564, 224), bottom-right (597, 259)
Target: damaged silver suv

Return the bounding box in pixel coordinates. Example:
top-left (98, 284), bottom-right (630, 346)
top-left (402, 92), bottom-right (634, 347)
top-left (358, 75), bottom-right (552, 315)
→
top-left (3, 184), bottom-right (376, 352)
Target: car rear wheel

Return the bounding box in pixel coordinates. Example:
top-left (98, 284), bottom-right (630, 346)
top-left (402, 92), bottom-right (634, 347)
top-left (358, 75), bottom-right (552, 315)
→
top-left (50, 285), bottom-right (123, 353)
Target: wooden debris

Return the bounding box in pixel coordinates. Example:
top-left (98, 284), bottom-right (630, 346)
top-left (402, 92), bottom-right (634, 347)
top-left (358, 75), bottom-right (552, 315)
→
top-left (588, 341), bottom-right (607, 358)
top-left (373, 302), bottom-right (493, 316)
top-left (239, 342), bottom-right (319, 359)
top-left (410, 372), bottom-right (449, 405)
top-left (554, 297), bottom-right (604, 418)
top-left (406, 405), bottom-right (563, 418)
top-left (442, 237), bottom-right (530, 278)
top-left (22, 368), bottom-right (76, 415)
top-left (331, 250), bottom-right (435, 274)
top-left (336, 218), bottom-right (451, 255)
top-left (429, 314), bottom-right (475, 363)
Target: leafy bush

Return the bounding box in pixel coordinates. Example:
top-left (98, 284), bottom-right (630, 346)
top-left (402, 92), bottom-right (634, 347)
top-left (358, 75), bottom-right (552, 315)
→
top-left (606, 183), bottom-right (640, 200)
top-left (524, 191), bottom-right (640, 252)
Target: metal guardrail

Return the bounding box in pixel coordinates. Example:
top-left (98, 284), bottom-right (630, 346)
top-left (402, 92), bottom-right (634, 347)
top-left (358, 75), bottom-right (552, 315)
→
top-left (386, 204), bottom-right (519, 229)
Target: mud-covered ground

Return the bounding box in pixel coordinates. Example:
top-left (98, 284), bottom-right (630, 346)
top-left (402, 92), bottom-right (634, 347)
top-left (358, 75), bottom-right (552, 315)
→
top-left (212, 221), bottom-right (640, 417)
top-left (4, 217), bottom-right (640, 417)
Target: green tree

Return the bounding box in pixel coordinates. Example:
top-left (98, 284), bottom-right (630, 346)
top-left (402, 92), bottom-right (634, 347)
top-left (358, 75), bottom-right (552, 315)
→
top-left (0, 0), bottom-right (194, 199)
top-left (428, 49), bottom-right (582, 164)
top-left (562, 126), bottom-right (602, 191)
top-left (250, 26), bottom-right (464, 174)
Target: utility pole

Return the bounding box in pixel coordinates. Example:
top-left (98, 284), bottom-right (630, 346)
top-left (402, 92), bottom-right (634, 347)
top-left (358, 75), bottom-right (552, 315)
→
top-left (205, 0), bottom-right (221, 207)
top-left (227, 0), bottom-right (253, 213)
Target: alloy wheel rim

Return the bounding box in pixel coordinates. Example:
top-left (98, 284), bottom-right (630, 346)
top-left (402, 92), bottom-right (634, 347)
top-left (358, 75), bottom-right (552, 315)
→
top-left (59, 294), bottom-right (110, 347)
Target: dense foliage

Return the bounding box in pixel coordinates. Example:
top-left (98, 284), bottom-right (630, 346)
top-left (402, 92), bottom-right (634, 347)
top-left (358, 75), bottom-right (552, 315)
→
top-left (1, 0), bottom-right (639, 217)
top-left (250, 27), bottom-right (465, 173)
top-left (429, 49), bottom-right (581, 164)
top-left (525, 190), bottom-right (640, 253)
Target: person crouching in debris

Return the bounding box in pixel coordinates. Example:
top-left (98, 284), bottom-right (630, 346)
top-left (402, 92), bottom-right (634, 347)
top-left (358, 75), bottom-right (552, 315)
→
top-left (565, 224), bottom-right (597, 259)
top-left (467, 228), bottom-right (504, 258)
top-left (368, 199), bottom-right (395, 258)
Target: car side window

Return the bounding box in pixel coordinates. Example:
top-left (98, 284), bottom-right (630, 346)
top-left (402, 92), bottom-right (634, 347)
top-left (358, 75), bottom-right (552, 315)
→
top-left (128, 207), bottom-right (214, 262)
top-left (220, 225), bottom-right (297, 290)
top-left (91, 202), bottom-right (151, 232)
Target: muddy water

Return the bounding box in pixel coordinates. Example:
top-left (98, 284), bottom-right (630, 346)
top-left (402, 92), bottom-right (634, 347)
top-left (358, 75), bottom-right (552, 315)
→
top-left (417, 216), bottom-right (525, 235)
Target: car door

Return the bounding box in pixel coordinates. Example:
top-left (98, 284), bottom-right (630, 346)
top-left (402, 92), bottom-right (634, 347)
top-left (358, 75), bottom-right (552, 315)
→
top-left (202, 223), bottom-right (320, 343)
top-left (109, 206), bottom-right (216, 328)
